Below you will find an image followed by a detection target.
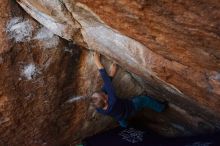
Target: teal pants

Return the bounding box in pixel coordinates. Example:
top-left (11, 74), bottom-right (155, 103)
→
top-left (119, 96), bottom-right (166, 128)
top-left (132, 96), bottom-right (165, 113)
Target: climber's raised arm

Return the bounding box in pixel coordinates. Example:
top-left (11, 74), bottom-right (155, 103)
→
top-left (91, 52), bottom-right (167, 129)
top-left (94, 52), bottom-right (104, 69)
top-left (93, 52), bottom-right (117, 101)
top-left (109, 63), bottom-right (117, 78)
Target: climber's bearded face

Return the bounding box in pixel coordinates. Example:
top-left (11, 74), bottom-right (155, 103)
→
top-left (91, 92), bottom-right (108, 109)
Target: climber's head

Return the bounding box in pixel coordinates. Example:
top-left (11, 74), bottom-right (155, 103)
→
top-left (91, 91), bottom-right (108, 109)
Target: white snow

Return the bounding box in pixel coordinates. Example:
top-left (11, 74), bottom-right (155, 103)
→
top-left (18, 1), bottom-right (68, 39)
top-left (6, 17), bottom-right (33, 42)
top-left (34, 27), bottom-right (54, 40)
top-left (22, 64), bottom-right (38, 80)
top-left (42, 36), bottom-right (59, 49)
top-left (66, 96), bottom-right (85, 103)
top-left (6, 17), bottom-right (60, 48)
top-left (34, 27), bottom-right (60, 49)
top-left (210, 73), bottom-right (220, 81)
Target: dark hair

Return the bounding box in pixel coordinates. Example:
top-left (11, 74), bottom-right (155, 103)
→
top-left (90, 91), bottom-right (106, 108)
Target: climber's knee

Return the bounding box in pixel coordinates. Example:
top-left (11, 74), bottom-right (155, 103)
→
top-left (132, 95), bottom-right (168, 112)
top-left (132, 96), bottom-right (144, 112)
top-left (118, 119), bottom-right (128, 128)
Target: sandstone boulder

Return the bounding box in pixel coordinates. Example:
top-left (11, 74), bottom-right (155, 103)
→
top-left (0, 0), bottom-right (219, 145)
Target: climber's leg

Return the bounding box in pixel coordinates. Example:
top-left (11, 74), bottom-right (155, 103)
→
top-left (118, 119), bottom-right (128, 128)
top-left (132, 96), bottom-right (166, 112)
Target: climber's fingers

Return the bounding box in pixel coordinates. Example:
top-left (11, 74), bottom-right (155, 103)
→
top-left (110, 63), bottom-right (117, 69)
top-left (109, 63), bottom-right (117, 77)
top-left (94, 53), bottom-right (101, 61)
top-left (93, 51), bottom-right (100, 57)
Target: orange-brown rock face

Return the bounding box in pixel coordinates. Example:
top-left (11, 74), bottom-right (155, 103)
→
top-left (0, 0), bottom-right (220, 145)
top-left (0, 2), bottom-right (142, 145)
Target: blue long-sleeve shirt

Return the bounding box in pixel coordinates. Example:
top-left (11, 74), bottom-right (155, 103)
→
top-left (96, 69), bottom-right (135, 121)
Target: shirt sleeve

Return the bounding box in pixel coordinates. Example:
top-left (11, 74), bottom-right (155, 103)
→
top-left (101, 76), bottom-right (113, 93)
top-left (99, 69), bottom-right (117, 104)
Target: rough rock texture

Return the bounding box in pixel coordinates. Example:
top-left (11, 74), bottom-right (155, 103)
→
top-left (0, 0), bottom-right (220, 145)
top-left (0, 1), bottom-right (143, 145)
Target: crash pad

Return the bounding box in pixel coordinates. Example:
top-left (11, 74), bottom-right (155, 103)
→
top-left (83, 127), bottom-right (220, 146)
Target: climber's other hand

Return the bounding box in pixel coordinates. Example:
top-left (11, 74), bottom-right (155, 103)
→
top-left (93, 52), bottom-right (104, 69)
top-left (109, 63), bottom-right (117, 77)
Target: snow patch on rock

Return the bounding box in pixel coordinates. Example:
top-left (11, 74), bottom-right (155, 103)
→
top-left (210, 73), bottom-right (220, 82)
top-left (6, 17), bottom-right (33, 42)
top-left (34, 27), bottom-right (59, 49)
top-left (66, 96), bottom-right (85, 103)
top-left (34, 27), bottom-right (54, 40)
top-left (22, 64), bottom-right (39, 80)
top-left (18, 1), bottom-right (69, 39)
top-left (6, 17), bottom-right (60, 49)
top-left (42, 36), bottom-right (59, 49)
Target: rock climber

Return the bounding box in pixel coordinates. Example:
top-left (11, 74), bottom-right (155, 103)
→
top-left (91, 52), bottom-right (168, 128)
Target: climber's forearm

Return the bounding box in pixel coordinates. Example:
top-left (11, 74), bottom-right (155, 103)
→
top-left (109, 63), bottom-right (117, 77)
top-left (94, 52), bottom-right (104, 69)
top-left (96, 62), bottom-right (104, 69)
